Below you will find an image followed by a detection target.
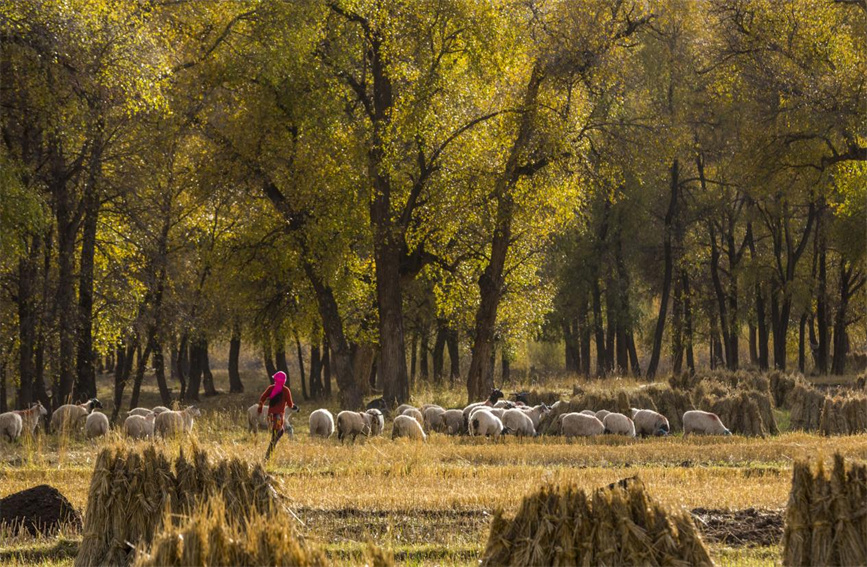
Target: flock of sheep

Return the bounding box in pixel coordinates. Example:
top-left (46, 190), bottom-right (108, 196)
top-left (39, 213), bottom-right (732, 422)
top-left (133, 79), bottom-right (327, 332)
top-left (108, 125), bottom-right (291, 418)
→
top-left (302, 389), bottom-right (733, 443)
top-left (0, 388), bottom-right (732, 445)
top-left (0, 398), bottom-right (201, 441)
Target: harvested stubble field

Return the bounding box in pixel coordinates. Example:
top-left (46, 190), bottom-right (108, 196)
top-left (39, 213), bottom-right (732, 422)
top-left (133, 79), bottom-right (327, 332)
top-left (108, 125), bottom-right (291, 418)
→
top-left (2, 373), bottom-right (866, 566)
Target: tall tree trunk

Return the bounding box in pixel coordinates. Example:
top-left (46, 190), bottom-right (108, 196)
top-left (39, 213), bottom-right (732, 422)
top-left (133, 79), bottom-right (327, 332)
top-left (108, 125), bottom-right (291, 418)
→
top-left (605, 277), bottom-right (617, 374)
top-left (682, 271), bottom-right (695, 374)
top-left (501, 351), bottom-right (511, 383)
top-left (578, 299), bottom-right (592, 375)
top-left (275, 331), bottom-right (290, 385)
top-left (323, 337), bottom-right (332, 397)
top-left (832, 260), bottom-right (863, 374)
top-left (202, 339), bottom-right (217, 396)
top-left (816, 203), bottom-right (829, 374)
top-left (708, 224), bottom-right (732, 368)
top-left (187, 337), bottom-right (203, 402)
top-left (433, 324), bottom-right (446, 384)
top-left (177, 335), bottom-right (189, 401)
top-left (111, 340), bottom-right (136, 420)
top-left (563, 321), bottom-right (580, 373)
top-left (798, 313), bottom-right (808, 373)
top-left (228, 320), bottom-right (243, 393)
top-left (17, 238), bottom-right (40, 409)
top-left (126, 341), bottom-right (152, 421)
top-left (309, 341), bottom-right (323, 399)
top-left (467, 63), bottom-right (545, 403)
top-left (263, 330), bottom-right (277, 378)
top-left (647, 159), bottom-right (679, 379)
top-left (294, 332), bottom-right (308, 400)
top-left (409, 332), bottom-right (418, 387)
top-left (150, 334), bottom-right (170, 405)
top-left (447, 328), bottom-right (460, 388)
top-left (74, 143), bottom-right (101, 401)
top-left (419, 325), bottom-right (430, 380)
top-left (749, 323), bottom-right (758, 366)
top-left (592, 280), bottom-right (606, 376)
top-left (748, 225), bottom-right (770, 371)
top-left (671, 271), bottom-right (684, 375)
top-left (56, 215), bottom-right (77, 404)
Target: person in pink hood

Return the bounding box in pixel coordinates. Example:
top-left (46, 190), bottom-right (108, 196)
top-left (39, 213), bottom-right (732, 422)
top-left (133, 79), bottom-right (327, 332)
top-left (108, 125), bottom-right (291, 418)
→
top-left (258, 371), bottom-right (298, 460)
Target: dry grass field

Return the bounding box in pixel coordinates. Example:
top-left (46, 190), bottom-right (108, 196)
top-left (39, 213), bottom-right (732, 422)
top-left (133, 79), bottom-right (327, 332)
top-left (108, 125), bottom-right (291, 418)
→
top-left (2, 371), bottom-right (865, 566)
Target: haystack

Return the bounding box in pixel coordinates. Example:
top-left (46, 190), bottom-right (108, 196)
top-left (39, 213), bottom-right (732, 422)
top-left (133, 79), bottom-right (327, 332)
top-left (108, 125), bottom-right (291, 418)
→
top-left (783, 454), bottom-right (867, 566)
top-left (699, 390), bottom-right (777, 437)
top-left (75, 445), bottom-right (276, 567)
top-left (769, 372), bottom-right (800, 409)
top-left (134, 498), bottom-right (328, 567)
top-left (480, 478), bottom-right (713, 566)
top-left (645, 386), bottom-right (694, 432)
top-left (818, 394), bottom-right (867, 436)
top-left (789, 385), bottom-right (826, 432)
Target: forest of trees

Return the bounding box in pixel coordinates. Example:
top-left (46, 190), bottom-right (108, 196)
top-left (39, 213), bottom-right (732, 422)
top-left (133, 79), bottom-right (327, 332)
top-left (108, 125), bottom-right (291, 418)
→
top-left (1, 0), bottom-right (864, 413)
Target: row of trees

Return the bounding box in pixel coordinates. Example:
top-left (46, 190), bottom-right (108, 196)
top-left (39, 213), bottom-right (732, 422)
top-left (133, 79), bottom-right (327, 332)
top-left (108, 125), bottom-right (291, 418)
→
top-left (1, 0), bottom-right (864, 413)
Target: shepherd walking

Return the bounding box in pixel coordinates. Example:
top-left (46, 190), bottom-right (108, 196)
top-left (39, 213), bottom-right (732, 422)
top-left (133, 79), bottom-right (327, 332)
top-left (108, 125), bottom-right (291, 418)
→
top-left (257, 371), bottom-right (298, 460)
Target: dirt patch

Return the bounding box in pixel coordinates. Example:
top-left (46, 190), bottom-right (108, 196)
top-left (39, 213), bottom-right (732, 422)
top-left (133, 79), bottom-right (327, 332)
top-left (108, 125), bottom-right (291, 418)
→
top-left (691, 507), bottom-right (783, 547)
top-left (0, 484), bottom-right (82, 535)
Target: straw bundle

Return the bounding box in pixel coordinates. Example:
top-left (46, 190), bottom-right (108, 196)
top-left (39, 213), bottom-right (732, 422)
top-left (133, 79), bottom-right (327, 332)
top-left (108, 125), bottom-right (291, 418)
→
top-left (789, 385), bottom-right (826, 431)
top-left (644, 386), bottom-right (694, 432)
top-left (134, 498), bottom-right (328, 567)
top-left (818, 394), bottom-right (867, 436)
top-left (480, 478), bottom-right (713, 567)
top-left (699, 391), bottom-right (776, 437)
top-left (75, 444), bottom-right (276, 567)
top-left (782, 454), bottom-right (867, 566)
top-left (769, 372), bottom-right (800, 409)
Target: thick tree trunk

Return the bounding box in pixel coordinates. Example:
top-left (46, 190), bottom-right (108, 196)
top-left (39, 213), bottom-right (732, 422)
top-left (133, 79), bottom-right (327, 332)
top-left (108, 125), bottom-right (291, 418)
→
top-left (682, 271), bottom-right (695, 374)
top-left (111, 340), bottom-right (136, 420)
top-left (275, 332), bottom-right (290, 386)
top-left (409, 333), bottom-right (418, 387)
top-left (56, 221), bottom-right (77, 404)
top-left (605, 279), bottom-right (617, 374)
top-left (709, 225), bottom-right (732, 368)
top-left (501, 351), bottom-right (511, 382)
top-left (816, 204), bottom-right (829, 374)
top-left (125, 341), bottom-right (152, 421)
top-left (749, 324), bottom-right (758, 366)
top-left (671, 272), bottom-right (684, 375)
top-left (646, 159), bottom-right (679, 379)
top-left (563, 321), bottom-right (580, 373)
top-left (832, 261), bottom-right (863, 374)
top-left (798, 313), bottom-right (808, 373)
top-left (177, 335), bottom-right (189, 401)
top-left (228, 321), bottom-right (243, 393)
top-left (578, 300), bottom-right (592, 375)
top-left (150, 334), bottom-right (170, 405)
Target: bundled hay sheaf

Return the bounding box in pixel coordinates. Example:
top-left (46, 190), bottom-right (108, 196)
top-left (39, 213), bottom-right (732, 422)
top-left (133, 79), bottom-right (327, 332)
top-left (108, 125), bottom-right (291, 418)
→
top-left (769, 371), bottom-right (800, 409)
top-left (644, 386), bottom-right (694, 433)
top-left (818, 394), bottom-right (867, 436)
top-left (783, 454), bottom-right (867, 566)
top-left (480, 478), bottom-right (713, 567)
top-left (698, 390), bottom-right (777, 437)
top-left (75, 444), bottom-right (276, 567)
top-left (789, 385), bottom-right (827, 432)
top-left (134, 498), bottom-right (328, 567)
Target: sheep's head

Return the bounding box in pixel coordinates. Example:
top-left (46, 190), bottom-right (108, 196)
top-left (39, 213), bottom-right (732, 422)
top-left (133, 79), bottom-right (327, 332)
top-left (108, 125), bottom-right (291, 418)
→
top-left (487, 388), bottom-right (505, 404)
top-left (511, 391), bottom-right (530, 405)
top-left (188, 406), bottom-right (201, 417)
top-left (89, 398), bottom-right (103, 410)
top-left (366, 409), bottom-right (384, 435)
top-left (33, 401), bottom-right (48, 417)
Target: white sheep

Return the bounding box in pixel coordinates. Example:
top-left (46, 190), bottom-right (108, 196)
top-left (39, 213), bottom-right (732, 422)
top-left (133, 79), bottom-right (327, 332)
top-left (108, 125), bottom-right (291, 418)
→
top-left (392, 415), bottom-right (427, 441)
top-left (422, 405), bottom-right (446, 432)
top-left (633, 409), bottom-right (670, 437)
top-left (14, 402), bottom-right (48, 436)
top-left (336, 409), bottom-right (384, 443)
top-left (468, 409), bottom-right (504, 439)
top-left (152, 406), bottom-right (170, 415)
top-left (85, 411), bottom-right (110, 439)
top-left (127, 408), bottom-right (154, 418)
top-left (309, 409), bottom-right (335, 438)
top-left (441, 409), bottom-right (465, 435)
top-left (395, 404), bottom-right (416, 416)
top-left (558, 413), bottom-right (605, 437)
top-left (520, 404), bottom-right (551, 428)
top-left (602, 412), bottom-right (636, 437)
top-left (247, 403), bottom-right (269, 433)
top-left (502, 408), bottom-right (536, 437)
top-left (124, 413), bottom-right (156, 439)
top-left (0, 411), bottom-right (23, 442)
top-left (630, 408), bottom-right (640, 419)
top-left (470, 406), bottom-right (508, 422)
top-left (595, 409), bottom-right (611, 422)
top-left (51, 398), bottom-right (102, 433)
top-left (493, 400), bottom-right (515, 409)
top-left (579, 409), bottom-right (596, 416)
top-left (402, 407), bottom-right (424, 425)
top-left (683, 410), bottom-right (731, 436)
top-left (154, 406), bottom-right (200, 438)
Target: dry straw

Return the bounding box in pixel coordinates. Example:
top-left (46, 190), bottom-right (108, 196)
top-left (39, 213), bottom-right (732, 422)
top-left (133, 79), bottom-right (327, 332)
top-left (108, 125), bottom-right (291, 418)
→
top-left (75, 444), bottom-right (276, 567)
top-left (133, 497), bottom-right (329, 567)
top-left (789, 385), bottom-right (827, 432)
top-left (698, 390), bottom-right (778, 437)
top-left (818, 394), bottom-right (867, 436)
top-left (783, 454), bottom-right (867, 566)
top-left (480, 477), bottom-right (713, 566)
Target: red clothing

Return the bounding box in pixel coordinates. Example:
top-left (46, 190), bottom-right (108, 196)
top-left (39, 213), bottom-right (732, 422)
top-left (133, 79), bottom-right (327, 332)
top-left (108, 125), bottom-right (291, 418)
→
top-left (258, 384), bottom-right (294, 415)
